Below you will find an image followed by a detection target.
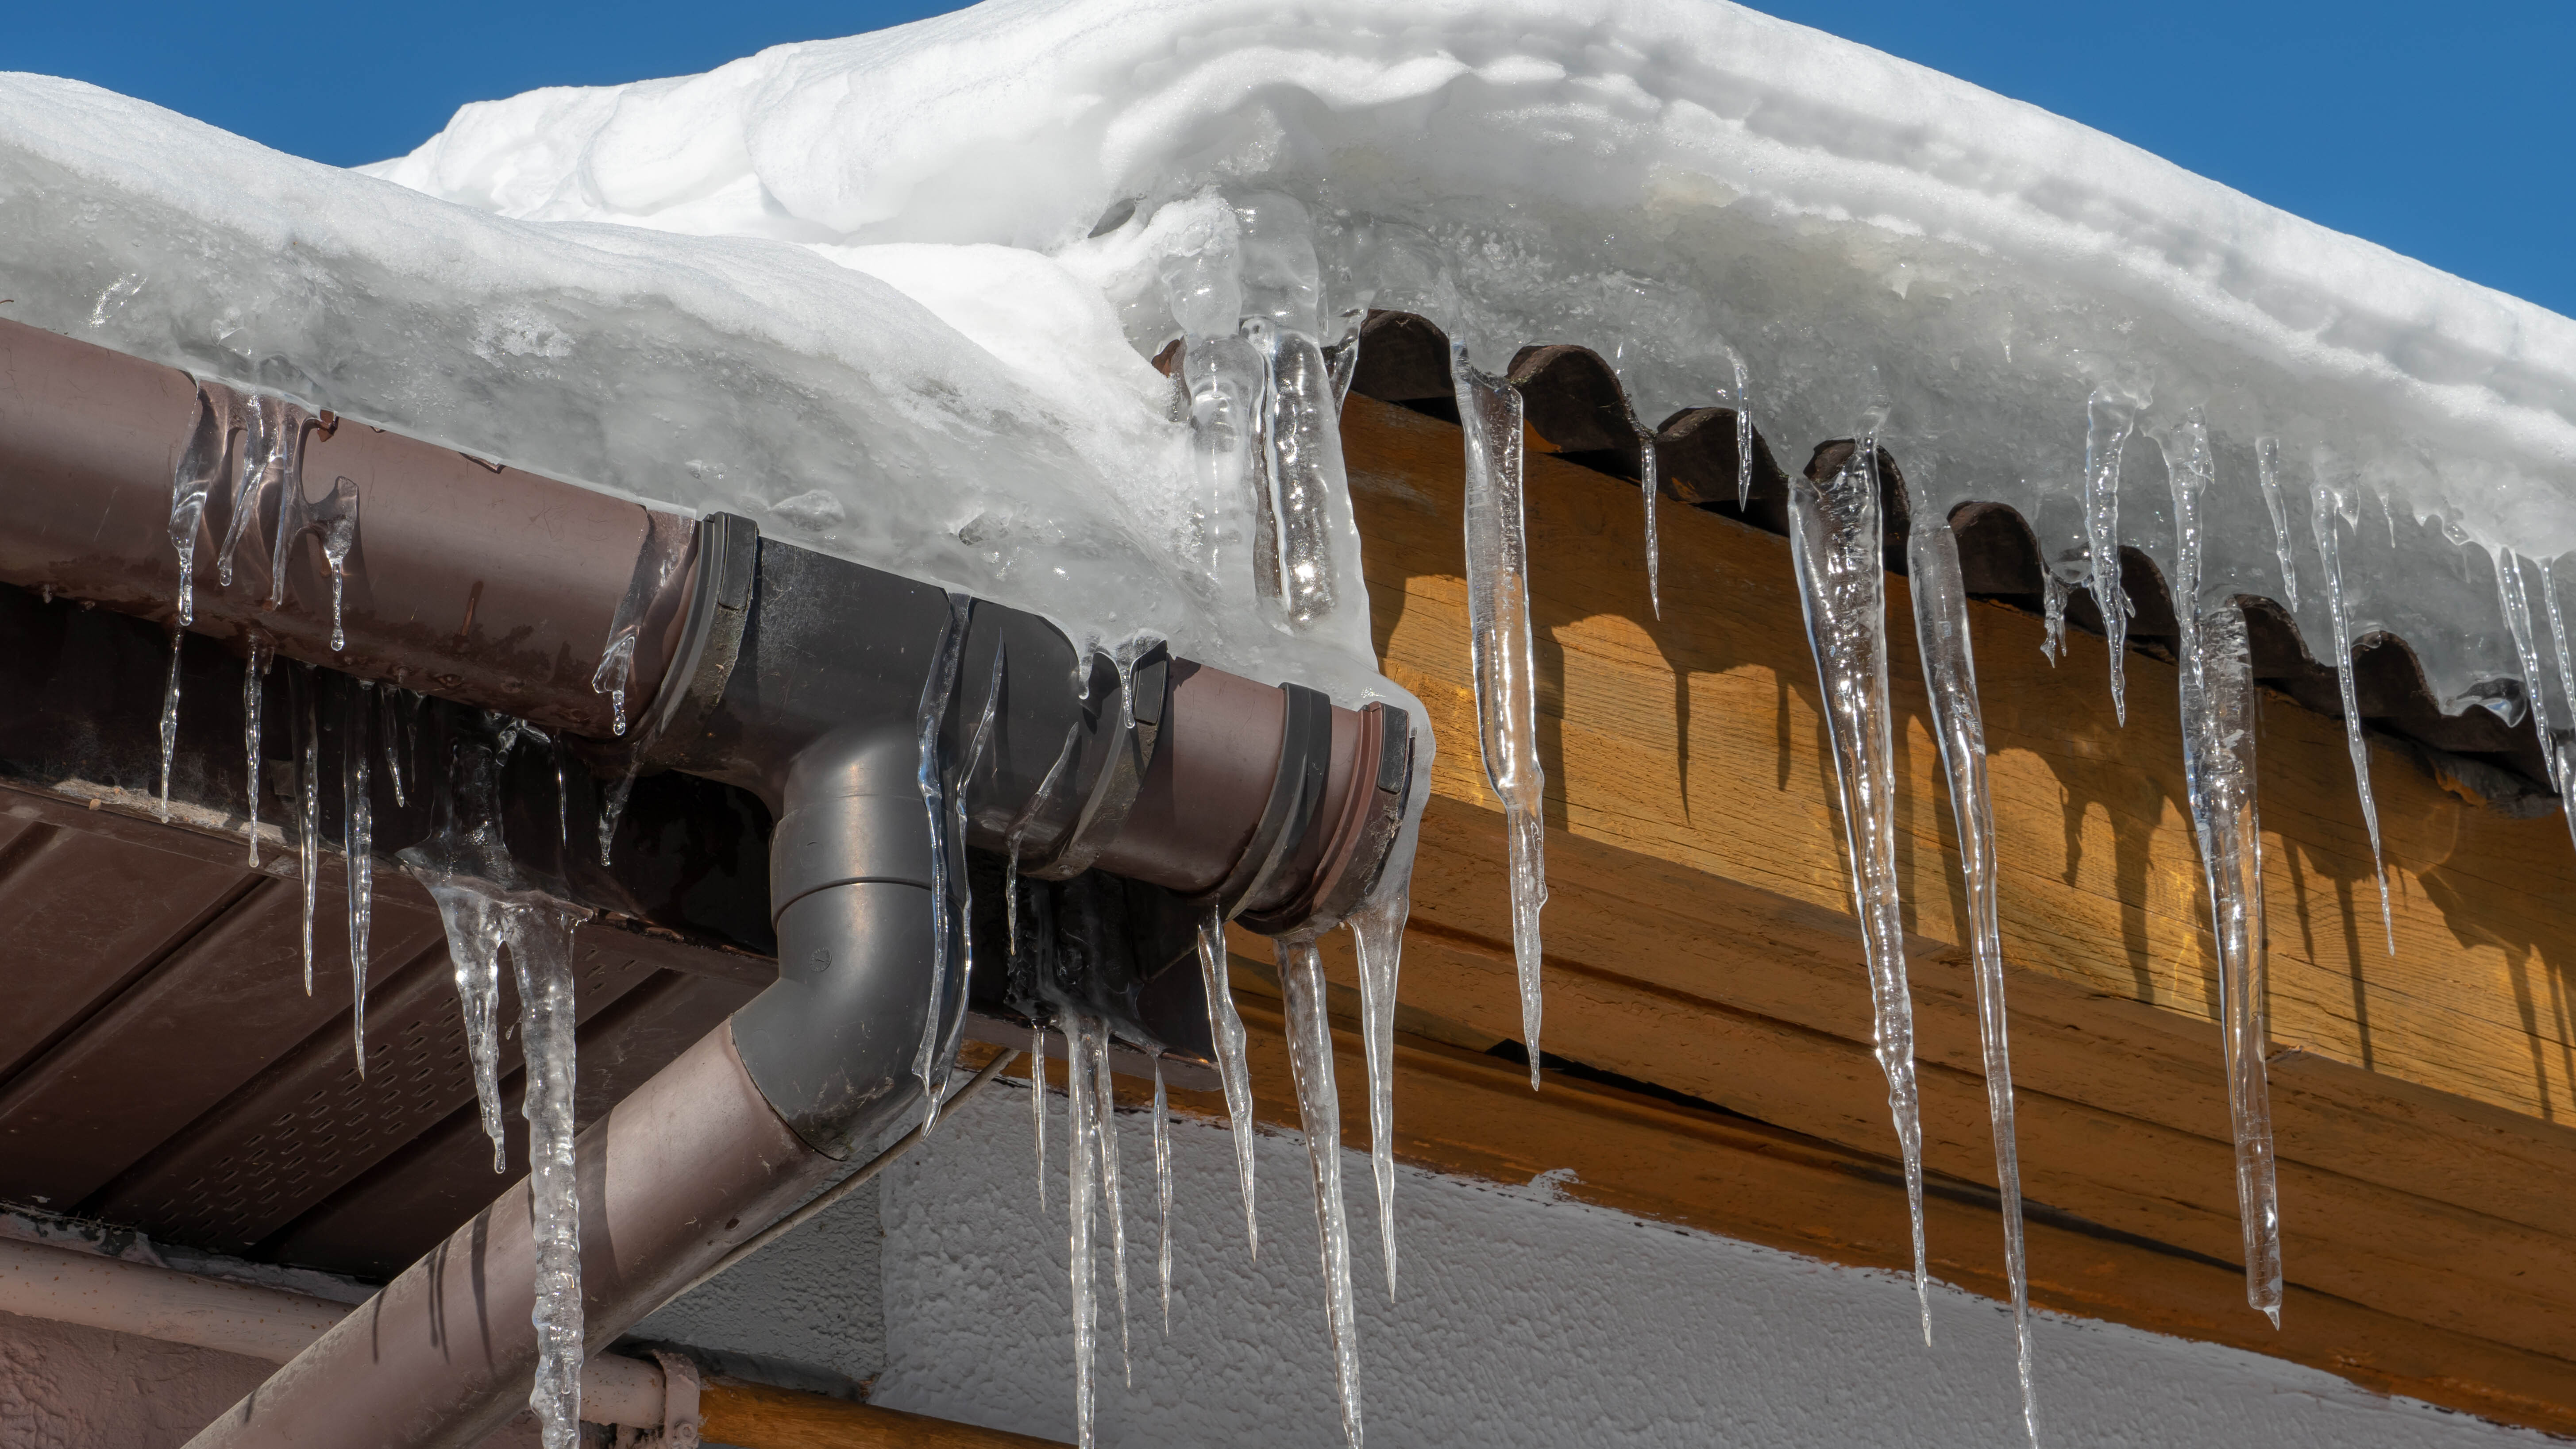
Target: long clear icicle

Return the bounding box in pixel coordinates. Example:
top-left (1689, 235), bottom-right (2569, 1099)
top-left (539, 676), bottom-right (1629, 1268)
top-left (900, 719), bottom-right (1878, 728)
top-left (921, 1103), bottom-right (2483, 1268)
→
top-left (509, 901), bottom-right (589, 1449)
top-left (294, 664), bottom-right (320, 995)
top-left (2083, 389), bottom-right (2137, 725)
top-left (1199, 914), bottom-right (1259, 1257)
top-left (2308, 478), bottom-right (2395, 953)
top-left (1279, 936), bottom-right (1364, 1449)
top-left (1065, 1013), bottom-right (1101, 1449)
top-left (2495, 555), bottom-right (2576, 853)
top-left (1638, 436), bottom-right (1662, 619)
top-left (1153, 1058), bottom-right (1174, 1333)
top-left (160, 390), bottom-right (222, 826)
top-left (1786, 438), bottom-right (1930, 1342)
top-left (1350, 886), bottom-right (1407, 1299)
top-left (1732, 357), bottom-right (1755, 510)
top-left (1451, 345), bottom-right (1548, 1086)
top-left (1032, 1023), bottom-right (1049, 1214)
top-left (417, 879), bottom-right (511, 1172)
top-left (1906, 505), bottom-right (2037, 1443)
top-left (158, 627), bottom-right (183, 823)
top-left (2256, 437), bottom-right (2301, 613)
top-left (914, 596), bottom-right (972, 1121)
top-left (1090, 1017), bottom-right (1134, 1383)
top-left (2172, 432), bottom-right (2284, 1326)
top-left (343, 682), bottom-right (375, 1074)
top-left (928, 641), bottom-right (1006, 1126)
top-left (2539, 559), bottom-right (2576, 864)
top-left (242, 634), bottom-right (269, 866)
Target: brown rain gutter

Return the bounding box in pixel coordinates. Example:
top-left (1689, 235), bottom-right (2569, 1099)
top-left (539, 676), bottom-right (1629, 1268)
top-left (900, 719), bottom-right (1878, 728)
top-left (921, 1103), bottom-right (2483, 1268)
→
top-left (0, 316), bottom-right (1413, 1449)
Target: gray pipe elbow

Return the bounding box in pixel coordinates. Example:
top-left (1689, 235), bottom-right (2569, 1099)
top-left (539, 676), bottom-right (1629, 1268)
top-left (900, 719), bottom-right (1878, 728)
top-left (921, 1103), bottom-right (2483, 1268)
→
top-left (734, 725), bottom-right (949, 1159)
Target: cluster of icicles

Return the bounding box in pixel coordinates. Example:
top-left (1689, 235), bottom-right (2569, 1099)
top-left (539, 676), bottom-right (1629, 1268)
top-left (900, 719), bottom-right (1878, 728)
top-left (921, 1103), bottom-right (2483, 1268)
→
top-left (1132, 189), bottom-right (2572, 1449)
top-left (147, 221), bottom-right (2576, 1449)
top-left (159, 382), bottom-right (620, 1449)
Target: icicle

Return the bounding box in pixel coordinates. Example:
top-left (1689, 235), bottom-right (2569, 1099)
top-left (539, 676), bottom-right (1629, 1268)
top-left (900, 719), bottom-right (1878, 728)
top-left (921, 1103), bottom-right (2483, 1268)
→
top-left (377, 681), bottom-right (407, 809)
top-left (1349, 885), bottom-right (1408, 1300)
top-left (928, 640), bottom-right (1006, 1119)
top-left (1088, 1020), bottom-right (1134, 1383)
top-left (1279, 936), bottom-right (1364, 1449)
top-left (1032, 1023), bottom-right (1049, 1213)
top-left (415, 878), bottom-right (511, 1172)
top-left (1198, 913), bottom-right (1259, 1257)
top-left (2539, 559), bottom-right (2576, 864)
top-left (914, 596), bottom-right (972, 1125)
top-left (597, 774), bottom-right (634, 868)
top-left (1064, 1012), bottom-right (1100, 1449)
top-left (2256, 437), bottom-right (2301, 613)
top-left (1325, 308), bottom-right (1365, 412)
top-left (293, 664), bottom-right (320, 995)
top-left (1450, 345), bottom-right (1549, 1086)
top-left (250, 408), bottom-right (357, 649)
top-left (1153, 1057), bottom-right (1174, 1334)
top-left (2495, 555), bottom-right (2576, 842)
top-left (1907, 504), bottom-right (2037, 1442)
top-left (1786, 437), bottom-right (1930, 1342)
top-left (507, 900), bottom-right (588, 1448)
top-left (1638, 435), bottom-right (1662, 620)
top-left (2173, 449), bottom-right (2284, 1326)
top-left (242, 634), bottom-right (269, 867)
top-left (344, 682), bottom-right (375, 1074)
top-left (2308, 478), bottom-right (2395, 953)
top-left (168, 387), bottom-right (220, 628)
top-left (1732, 357), bottom-right (1755, 510)
top-left (1260, 324), bottom-right (1349, 628)
top-left (590, 512), bottom-right (691, 736)
top-left (158, 626), bottom-right (183, 823)
top-left (1003, 726), bottom-right (1080, 951)
top-left (2082, 389), bottom-right (2137, 725)
top-left (215, 395), bottom-right (289, 589)
top-left (2039, 576), bottom-right (2068, 665)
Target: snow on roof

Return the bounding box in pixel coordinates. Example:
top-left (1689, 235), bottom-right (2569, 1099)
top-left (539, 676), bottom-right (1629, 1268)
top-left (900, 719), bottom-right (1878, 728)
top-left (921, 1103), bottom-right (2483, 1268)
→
top-left (6, 0), bottom-right (2572, 709)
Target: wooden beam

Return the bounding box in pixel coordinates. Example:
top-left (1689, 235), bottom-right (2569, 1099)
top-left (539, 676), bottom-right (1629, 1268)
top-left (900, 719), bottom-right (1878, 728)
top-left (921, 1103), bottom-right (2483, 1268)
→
top-left (700, 1380), bottom-right (1066, 1448)
top-left (1248, 393), bottom-right (2576, 1430)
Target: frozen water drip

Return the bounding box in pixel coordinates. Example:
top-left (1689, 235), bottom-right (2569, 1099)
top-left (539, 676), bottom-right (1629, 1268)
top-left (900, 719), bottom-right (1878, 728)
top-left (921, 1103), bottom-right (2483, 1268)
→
top-left (1279, 936), bottom-right (1364, 1449)
top-left (2173, 431), bottom-right (2284, 1325)
top-left (1787, 438), bottom-right (1930, 1342)
top-left (344, 682), bottom-right (375, 1074)
top-left (2308, 477), bottom-right (2395, 952)
top-left (1198, 913), bottom-right (1259, 1257)
top-left (1908, 499), bottom-right (2039, 1445)
top-left (1350, 883), bottom-right (1409, 1299)
top-left (1450, 345), bottom-right (1548, 1087)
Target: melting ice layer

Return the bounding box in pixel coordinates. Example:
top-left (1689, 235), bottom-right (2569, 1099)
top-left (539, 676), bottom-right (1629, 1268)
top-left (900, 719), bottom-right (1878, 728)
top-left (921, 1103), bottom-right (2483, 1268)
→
top-left (2170, 423), bottom-right (2285, 1325)
top-left (1906, 502), bottom-right (2038, 1443)
top-left (1787, 441), bottom-right (1930, 1342)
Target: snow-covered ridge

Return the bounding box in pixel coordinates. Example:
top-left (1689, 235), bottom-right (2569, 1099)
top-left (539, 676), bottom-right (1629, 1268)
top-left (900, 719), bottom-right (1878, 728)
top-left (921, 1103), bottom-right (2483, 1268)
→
top-left (363, 0), bottom-right (2576, 708)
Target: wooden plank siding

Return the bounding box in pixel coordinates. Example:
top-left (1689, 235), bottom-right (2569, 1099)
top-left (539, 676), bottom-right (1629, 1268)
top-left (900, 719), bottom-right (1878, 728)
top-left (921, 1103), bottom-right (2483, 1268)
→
top-left (1135, 394), bottom-right (2576, 1433)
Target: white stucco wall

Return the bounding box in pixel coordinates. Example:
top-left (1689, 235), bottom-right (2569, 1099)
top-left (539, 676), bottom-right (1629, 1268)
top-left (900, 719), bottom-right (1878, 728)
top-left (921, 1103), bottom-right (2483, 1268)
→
top-left (835, 1082), bottom-right (2556, 1449)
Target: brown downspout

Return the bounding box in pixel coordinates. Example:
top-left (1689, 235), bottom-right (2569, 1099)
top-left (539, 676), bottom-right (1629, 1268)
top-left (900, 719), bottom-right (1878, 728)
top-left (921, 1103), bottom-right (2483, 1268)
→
top-left (0, 317), bottom-right (1412, 1449)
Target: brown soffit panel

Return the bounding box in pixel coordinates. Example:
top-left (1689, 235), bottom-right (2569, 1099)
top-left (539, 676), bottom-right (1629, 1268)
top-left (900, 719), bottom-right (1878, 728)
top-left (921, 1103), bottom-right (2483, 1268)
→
top-left (264, 969), bottom-right (760, 1279)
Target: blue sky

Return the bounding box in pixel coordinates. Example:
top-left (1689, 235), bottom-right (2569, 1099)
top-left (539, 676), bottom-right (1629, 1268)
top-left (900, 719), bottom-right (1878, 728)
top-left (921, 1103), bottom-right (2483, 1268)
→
top-left (11, 1), bottom-right (2568, 317)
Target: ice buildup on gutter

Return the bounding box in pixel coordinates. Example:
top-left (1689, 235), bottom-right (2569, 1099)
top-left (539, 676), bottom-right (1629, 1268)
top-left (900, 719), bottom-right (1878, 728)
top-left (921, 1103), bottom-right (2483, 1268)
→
top-left (17, 0), bottom-right (2576, 1434)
